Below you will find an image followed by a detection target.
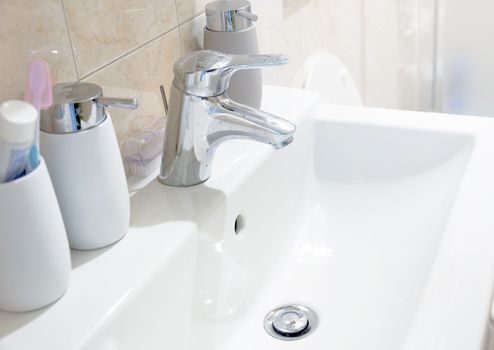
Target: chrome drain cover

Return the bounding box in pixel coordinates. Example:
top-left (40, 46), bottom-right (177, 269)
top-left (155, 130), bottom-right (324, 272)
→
top-left (264, 305), bottom-right (317, 341)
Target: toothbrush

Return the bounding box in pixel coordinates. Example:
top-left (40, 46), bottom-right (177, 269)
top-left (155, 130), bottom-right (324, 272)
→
top-left (24, 60), bottom-right (53, 173)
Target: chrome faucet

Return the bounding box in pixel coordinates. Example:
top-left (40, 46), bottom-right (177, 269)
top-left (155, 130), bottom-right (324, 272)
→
top-left (158, 50), bottom-right (296, 187)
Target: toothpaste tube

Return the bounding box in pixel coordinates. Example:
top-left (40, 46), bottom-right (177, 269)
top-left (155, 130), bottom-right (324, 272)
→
top-left (0, 101), bottom-right (38, 183)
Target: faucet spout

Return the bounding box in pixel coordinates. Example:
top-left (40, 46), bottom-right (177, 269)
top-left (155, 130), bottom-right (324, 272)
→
top-left (208, 95), bottom-right (296, 150)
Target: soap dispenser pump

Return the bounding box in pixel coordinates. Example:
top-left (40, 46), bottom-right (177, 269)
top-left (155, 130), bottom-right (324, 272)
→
top-left (40, 82), bottom-right (137, 250)
top-left (204, 0), bottom-right (262, 108)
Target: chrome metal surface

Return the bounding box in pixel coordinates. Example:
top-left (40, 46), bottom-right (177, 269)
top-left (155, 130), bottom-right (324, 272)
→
top-left (173, 50), bottom-right (288, 97)
top-left (41, 82), bottom-right (138, 134)
top-left (159, 50), bottom-right (295, 187)
top-left (206, 0), bottom-right (257, 32)
top-left (272, 307), bottom-right (308, 335)
top-left (159, 85), bottom-right (169, 116)
top-left (96, 97), bottom-right (138, 110)
top-left (264, 305), bottom-right (318, 341)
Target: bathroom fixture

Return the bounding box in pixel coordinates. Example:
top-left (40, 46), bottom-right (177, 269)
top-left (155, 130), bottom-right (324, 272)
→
top-left (204, 0), bottom-right (262, 108)
top-left (3, 86), bottom-right (494, 349)
top-left (159, 50), bottom-right (295, 186)
top-left (205, 0), bottom-right (257, 32)
top-left (40, 82), bottom-right (137, 133)
top-left (263, 304), bottom-right (318, 341)
top-left (159, 85), bottom-right (168, 116)
top-left (40, 82), bottom-right (136, 250)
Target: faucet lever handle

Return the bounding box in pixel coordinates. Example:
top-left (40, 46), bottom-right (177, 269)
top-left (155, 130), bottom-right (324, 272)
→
top-left (229, 53), bottom-right (288, 71)
top-left (96, 97), bottom-right (139, 110)
top-left (173, 50), bottom-right (288, 97)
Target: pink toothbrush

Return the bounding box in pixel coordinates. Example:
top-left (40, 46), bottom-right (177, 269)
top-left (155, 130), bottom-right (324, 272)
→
top-left (24, 60), bottom-right (53, 172)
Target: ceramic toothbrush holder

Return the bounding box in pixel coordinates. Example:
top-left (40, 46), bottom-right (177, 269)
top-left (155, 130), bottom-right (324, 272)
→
top-left (0, 157), bottom-right (71, 312)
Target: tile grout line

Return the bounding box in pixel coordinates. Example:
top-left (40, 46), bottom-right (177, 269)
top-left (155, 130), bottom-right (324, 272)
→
top-left (79, 25), bottom-right (180, 81)
top-left (176, 8), bottom-right (208, 54)
top-left (80, 9), bottom-right (207, 81)
top-left (182, 11), bottom-right (206, 30)
top-left (60, 0), bottom-right (80, 79)
top-left (81, 9), bottom-right (207, 81)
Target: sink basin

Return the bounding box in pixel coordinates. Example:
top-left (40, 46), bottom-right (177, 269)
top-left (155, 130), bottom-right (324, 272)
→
top-left (2, 86), bottom-right (494, 350)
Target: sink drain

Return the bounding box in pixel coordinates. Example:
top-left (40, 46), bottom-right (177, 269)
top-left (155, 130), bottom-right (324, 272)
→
top-left (264, 305), bottom-right (318, 341)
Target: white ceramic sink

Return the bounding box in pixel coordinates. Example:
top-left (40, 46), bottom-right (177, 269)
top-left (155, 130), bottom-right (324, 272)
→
top-left (2, 86), bottom-right (494, 350)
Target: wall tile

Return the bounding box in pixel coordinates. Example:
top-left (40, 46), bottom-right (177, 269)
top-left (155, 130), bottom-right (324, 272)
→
top-left (64, 0), bottom-right (178, 77)
top-left (0, 0), bottom-right (429, 131)
top-left (179, 14), bottom-right (206, 53)
top-left (0, 0), bottom-right (77, 101)
top-left (176, 0), bottom-right (208, 23)
top-left (85, 30), bottom-right (183, 143)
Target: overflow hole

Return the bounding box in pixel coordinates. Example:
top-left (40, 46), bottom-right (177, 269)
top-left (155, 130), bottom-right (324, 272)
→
top-left (234, 215), bottom-right (246, 235)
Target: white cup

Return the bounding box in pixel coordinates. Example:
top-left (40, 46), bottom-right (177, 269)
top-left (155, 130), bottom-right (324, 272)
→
top-left (0, 157), bottom-right (71, 312)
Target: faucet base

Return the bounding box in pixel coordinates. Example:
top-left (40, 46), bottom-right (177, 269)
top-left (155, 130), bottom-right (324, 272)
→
top-left (157, 175), bottom-right (209, 187)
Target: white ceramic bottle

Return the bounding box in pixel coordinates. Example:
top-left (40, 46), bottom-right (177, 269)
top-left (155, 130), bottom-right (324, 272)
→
top-left (204, 0), bottom-right (262, 108)
top-left (0, 101), bottom-right (70, 312)
top-left (40, 82), bottom-right (138, 250)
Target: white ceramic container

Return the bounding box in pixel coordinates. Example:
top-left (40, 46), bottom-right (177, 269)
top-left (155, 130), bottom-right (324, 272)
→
top-left (40, 115), bottom-right (129, 250)
top-left (0, 157), bottom-right (70, 312)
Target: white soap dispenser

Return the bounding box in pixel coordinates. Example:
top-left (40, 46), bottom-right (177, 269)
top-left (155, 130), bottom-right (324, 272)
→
top-left (40, 82), bottom-right (138, 250)
top-left (204, 0), bottom-right (262, 108)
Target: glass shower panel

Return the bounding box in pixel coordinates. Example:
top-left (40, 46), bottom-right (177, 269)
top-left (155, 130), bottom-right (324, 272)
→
top-left (435, 0), bottom-right (494, 117)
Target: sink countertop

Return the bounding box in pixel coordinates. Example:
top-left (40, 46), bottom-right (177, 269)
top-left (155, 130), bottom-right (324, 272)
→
top-left (0, 86), bottom-right (323, 350)
top-left (2, 86), bottom-right (494, 350)
top-left (0, 220), bottom-right (198, 350)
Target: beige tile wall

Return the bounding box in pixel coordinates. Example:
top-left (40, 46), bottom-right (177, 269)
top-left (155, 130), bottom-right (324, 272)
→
top-left (0, 0), bottom-right (77, 100)
top-left (0, 0), bottom-right (432, 146)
